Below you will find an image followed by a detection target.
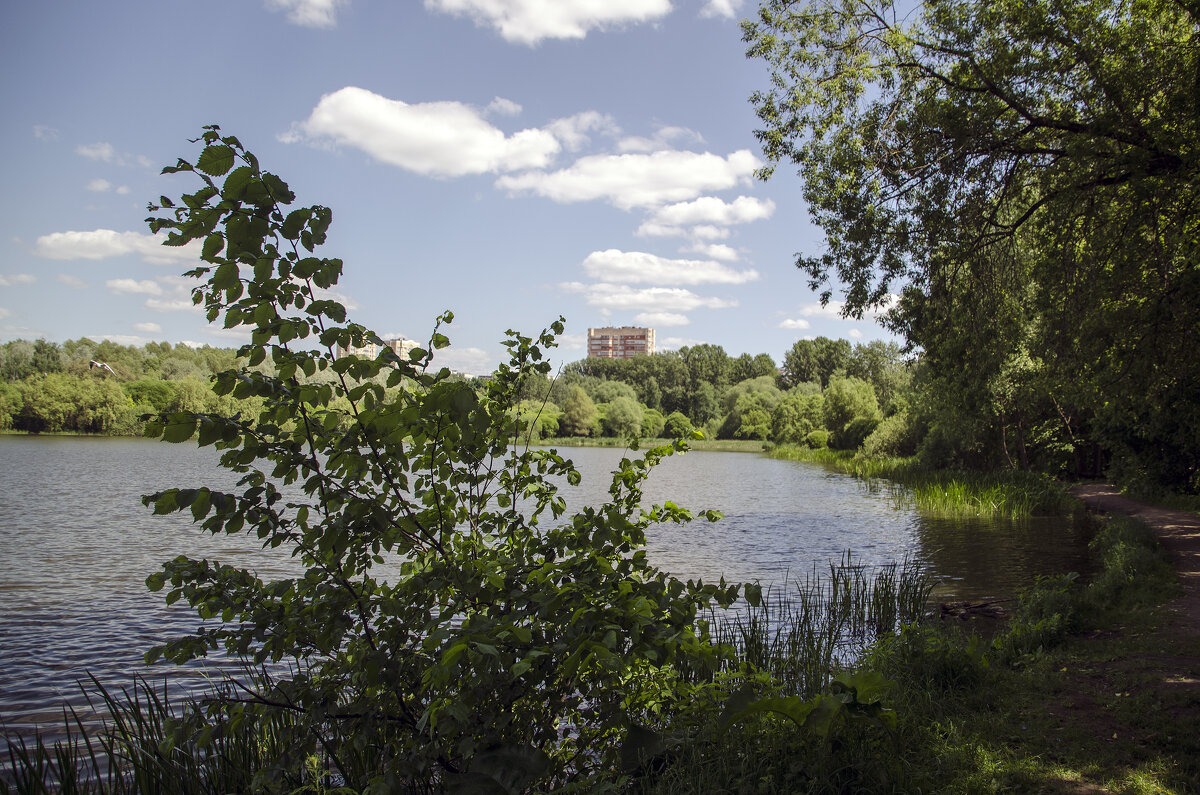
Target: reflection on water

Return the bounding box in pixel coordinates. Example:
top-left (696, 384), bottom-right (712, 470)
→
top-left (0, 436), bottom-right (1091, 750)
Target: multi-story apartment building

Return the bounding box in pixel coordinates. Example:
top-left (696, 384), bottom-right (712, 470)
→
top-left (336, 336), bottom-right (419, 361)
top-left (586, 326), bottom-right (655, 359)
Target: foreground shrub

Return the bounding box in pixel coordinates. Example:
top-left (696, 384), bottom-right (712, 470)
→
top-left (134, 128), bottom-right (747, 791)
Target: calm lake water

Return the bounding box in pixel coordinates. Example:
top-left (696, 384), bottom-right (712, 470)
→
top-left (0, 435), bottom-right (1093, 749)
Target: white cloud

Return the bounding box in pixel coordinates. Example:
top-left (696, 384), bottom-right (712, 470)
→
top-left (616, 126), bottom-right (702, 153)
top-left (848, 328), bottom-right (863, 339)
top-left (34, 229), bottom-right (202, 265)
top-left (116, 185), bottom-right (131, 195)
top-left (86, 179), bottom-right (113, 192)
top-left (0, 274), bottom-right (36, 287)
top-left (134, 322), bottom-right (162, 333)
top-left (106, 278), bottom-right (163, 296)
top-left (266, 0), bottom-right (346, 28)
top-left (0, 308), bottom-right (11, 320)
top-left (57, 274), bottom-right (88, 289)
top-left (33, 125), bottom-right (59, 141)
top-left (634, 311), bottom-right (689, 327)
top-left (690, 225), bottom-right (730, 240)
top-left (778, 318), bottom-right (811, 330)
top-left (560, 281), bottom-right (736, 312)
top-left (204, 327), bottom-right (253, 343)
top-left (425, 0), bottom-right (672, 45)
top-left (285, 86), bottom-right (561, 177)
top-left (581, 249), bottom-right (757, 285)
top-left (546, 111), bottom-right (619, 151)
top-left (701, 0), bottom-right (744, 18)
top-left (76, 142), bottom-right (116, 162)
top-left (797, 301), bottom-right (846, 319)
top-left (486, 96), bottom-right (523, 116)
top-left (146, 297), bottom-right (203, 313)
top-left (659, 335), bottom-right (704, 350)
top-left (497, 149), bottom-right (759, 209)
top-left (647, 195), bottom-right (774, 227)
top-left (432, 345), bottom-right (493, 376)
top-left (682, 243), bottom-right (739, 261)
top-left (634, 222), bottom-right (686, 238)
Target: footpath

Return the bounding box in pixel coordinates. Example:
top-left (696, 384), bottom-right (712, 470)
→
top-left (1052, 484), bottom-right (1200, 793)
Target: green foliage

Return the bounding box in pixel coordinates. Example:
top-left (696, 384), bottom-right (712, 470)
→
top-left (746, 0), bottom-right (1200, 492)
top-left (836, 416), bottom-right (880, 451)
top-left (770, 390), bottom-right (824, 444)
top-left (640, 407), bottom-right (665, 439)
top-left (805, 429), bottom-right (829, 449)
top-left (137, 128), bottom-right (746, 789)
top-left (822, 375), bottom-right (880, 446)
top-left (663, 411), bottom-right (694, 440)
top-left (600, 395), bottom-right (644, 438)
top-left (588, 379), bottom-right (637, 404)
top-left (859, 411), bottom-right (919, 458)
top-left (781, 337), bottom-right (851, 389)
top-left (560, 384), bottom-right (597, 437)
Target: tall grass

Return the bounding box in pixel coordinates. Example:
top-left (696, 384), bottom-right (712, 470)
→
top-left (768, 445), bottom-right (1074, 517)
top-left (688, 555), bottom-right (935, 697)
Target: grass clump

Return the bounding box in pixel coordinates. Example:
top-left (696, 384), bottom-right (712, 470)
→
top-left (767, 445), bottom-right (1074, 517)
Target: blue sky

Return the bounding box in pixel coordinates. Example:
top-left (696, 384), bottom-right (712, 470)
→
top-left (1, 0), bottom-right (896, 374)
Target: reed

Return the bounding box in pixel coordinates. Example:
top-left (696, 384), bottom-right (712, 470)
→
top-left (767, 445), bottom-right (1073, 517)
top-left (690, 554), bottom-right (935, 697)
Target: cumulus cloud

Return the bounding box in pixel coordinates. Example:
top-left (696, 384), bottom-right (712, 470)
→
top-left (57, 274), bottom-right (88, 289)
top-left (284, 86), bottom-right (561, 177)
top-left (647, 195), bottom-right (774, 227)
top-left (682, 243), bottom-right (739, 261)
top-left (561, 282), bottom-right (736, 312)
top-left (616, 126), bottom-right (703, 153)
top-left (581, 249), bottom-right (757, 285)
top-left (34, 229), bottom-right (202, 265)
top-left (778, 318), bottom-right (811, 330)
top-left (690, 225), bottom-right (730, 240)
top-left (92, 334), bottom-right (153, 346)
top-left (0, 274), bottom-right (36, 287)
top-left (432, 345), bottom-right (494, 376)
top-left (796, 301), bottom-right (846, 319)
top-left (106, 278), bottom-right (163, 296)
top-left (486, 96), bottom-right (523, 116)
top-left (266, 0), bottom-right (346, 27)
top-left (134, 322), bottom-right (162, 333)
top-left (76, 142), bottom-right (116, 162)
top-left (86, 179), bottom-right (113, 192)
top-left (146, 297), bottom-right (203, 313)
top-left (546, 111), bottom-right (619, 151)
top-left (701, 0), bottom-right (744, 18)
top-left (497, 149), bottom-right (759, 209)
top-left (848, 328), bottom-right (863, 339)
top-left (634, 311), bottom-right (689, 327)
top-left (425, 0), bottom-right (672, 45)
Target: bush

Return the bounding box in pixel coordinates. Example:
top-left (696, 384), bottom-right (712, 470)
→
top-left (641, 407), bottom-right (666, 438)
top-left (860, 411), bottom-right (919, 458)
top-left (663, 411), bottom-right (694, 439)
top-left (806, 429), bottom-right (830, 448)
top-left (137, 128), bottom-right (746, 790)
top-left (833, 415), bottom-right (880, 450)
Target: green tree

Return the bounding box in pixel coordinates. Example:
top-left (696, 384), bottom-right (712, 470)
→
top-left (601, 395), bottom-right (644, 438)
top-left (663, 411), bottom-right (695, 439)
top-left (771, 391), bottom-right (825, 444)
top-left (781, 337), bottom-right (851, 389)
top-left (641, 406), bottom-right (666, 438)
top-left (561, 384), bottom-right (598, 436)
top-left (823, 375), bottom-right (881, 445)
top-left (140, 128), bottom-right (744, 789)
top-left (746, 0), bottom-right (1200, 490)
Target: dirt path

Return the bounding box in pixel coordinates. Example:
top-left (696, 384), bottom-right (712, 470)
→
top-left (1045, 484), bottom-right (1200, 792)
top-left (1070, 483), bottom-right (1200, 629)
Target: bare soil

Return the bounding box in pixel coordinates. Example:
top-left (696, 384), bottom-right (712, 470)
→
top-left (1040, 485), bottom-right (1200, 792)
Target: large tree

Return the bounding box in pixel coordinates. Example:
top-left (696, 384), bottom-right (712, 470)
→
top-left (746, 0), bottom-right (1200, 488)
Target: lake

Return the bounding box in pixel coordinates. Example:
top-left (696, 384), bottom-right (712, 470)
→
top-left (0, 435), bottom-right (1093, 750)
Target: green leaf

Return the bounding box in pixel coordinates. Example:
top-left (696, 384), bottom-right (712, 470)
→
top-left (196, 145), bottom-right (236, 176)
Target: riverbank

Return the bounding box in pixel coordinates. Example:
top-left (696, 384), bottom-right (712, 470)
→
top-left (767, 444), bottom-right (1076, 517)
top-left (535, 436), bottom-right (767, 453)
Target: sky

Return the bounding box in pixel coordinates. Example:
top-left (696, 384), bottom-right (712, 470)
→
top-left (1, 0), bottom-right (896, 375)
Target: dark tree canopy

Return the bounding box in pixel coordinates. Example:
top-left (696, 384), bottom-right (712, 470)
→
top-left (746, 0), bottom-right (1200, 488)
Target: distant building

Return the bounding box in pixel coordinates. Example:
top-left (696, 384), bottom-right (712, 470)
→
top-left (337, 337), bottom-right (419, 361)
top-left (586, 326), bottom-right (655, 359)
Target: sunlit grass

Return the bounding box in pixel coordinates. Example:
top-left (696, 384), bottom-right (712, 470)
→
top-left (767, 445), bottom-right (1075, 517)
